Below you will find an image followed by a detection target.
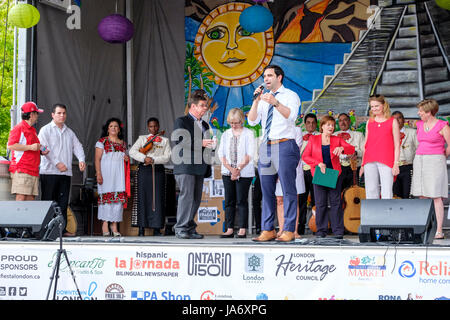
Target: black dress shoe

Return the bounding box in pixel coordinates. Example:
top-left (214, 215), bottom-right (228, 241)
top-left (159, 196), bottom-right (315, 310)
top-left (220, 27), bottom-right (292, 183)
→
top-left (138, 227), bottom-right (145, 237)
top-left (315, 233), bottom-right (326, 238)
top-left (153, 228), bottom-right (162, 236)
top-left (220, 233), bottom-right (234, 238)
top-left (189, 231), bottom-right (204, 239)
top-left (175, 231), bottom-right (191, 239)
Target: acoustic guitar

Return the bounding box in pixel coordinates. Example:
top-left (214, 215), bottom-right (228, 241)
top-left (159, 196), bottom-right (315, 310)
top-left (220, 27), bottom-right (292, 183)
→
top-left (342, 158), bottom-right (365, 233)
top-left (308, 206), bottom-right (318, 233)
top-left (66, 207), bottom-right (78, 235)
top-left (307, 205), bottom-right (330, 233)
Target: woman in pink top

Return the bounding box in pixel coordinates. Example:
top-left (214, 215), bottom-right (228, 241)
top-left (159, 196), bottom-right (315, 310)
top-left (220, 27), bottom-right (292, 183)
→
top-left (411, 99), bottom-right (450, 240)
top-left (360, 95), bottom-right (400, 199)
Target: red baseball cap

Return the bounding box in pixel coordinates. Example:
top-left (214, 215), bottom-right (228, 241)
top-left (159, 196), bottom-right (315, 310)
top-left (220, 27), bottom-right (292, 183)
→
top-left (21, 102), bottom-right (44, 113)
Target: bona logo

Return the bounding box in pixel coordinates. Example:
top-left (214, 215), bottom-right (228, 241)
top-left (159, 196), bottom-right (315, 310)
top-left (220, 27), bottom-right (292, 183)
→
top-left (399, 260), bottom-right (416, 278)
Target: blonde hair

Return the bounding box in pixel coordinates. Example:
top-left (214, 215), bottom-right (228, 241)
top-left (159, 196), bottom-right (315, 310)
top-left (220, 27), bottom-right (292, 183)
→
top-left (369, 94), bottom-right (391, 119)
top-left (319, 115), bottom-right (336, 133)
top-left (226, 108), bottom-right (245, 125)
top-left (417, 98), bottom-right (439, 116)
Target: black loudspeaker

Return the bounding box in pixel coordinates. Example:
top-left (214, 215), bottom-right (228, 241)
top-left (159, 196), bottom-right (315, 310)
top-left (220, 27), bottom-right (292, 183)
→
top-left (0, 201), bottom-right (61, 240)
top-left (358, 199), bottom-right (437, 244)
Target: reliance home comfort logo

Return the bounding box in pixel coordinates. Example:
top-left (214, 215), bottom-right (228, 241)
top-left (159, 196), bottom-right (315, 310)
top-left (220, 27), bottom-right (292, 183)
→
top-left (398, 260), bottom-right (450, 285)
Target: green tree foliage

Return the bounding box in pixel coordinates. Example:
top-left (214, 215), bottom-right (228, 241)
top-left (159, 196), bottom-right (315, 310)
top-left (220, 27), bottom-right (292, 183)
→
top-left (0, 0), bottom-right (14, 157)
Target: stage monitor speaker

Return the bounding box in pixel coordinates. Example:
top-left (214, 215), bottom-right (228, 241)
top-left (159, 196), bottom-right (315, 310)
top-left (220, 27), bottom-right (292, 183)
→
top-left (358, 199), bottom-right (437, 244)
top-left (0, 201), bottom-right (61, 240)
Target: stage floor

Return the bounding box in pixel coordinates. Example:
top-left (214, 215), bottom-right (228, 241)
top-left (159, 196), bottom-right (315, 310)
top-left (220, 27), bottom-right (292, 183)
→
top-left (57, 231), bottom-right (450, 247)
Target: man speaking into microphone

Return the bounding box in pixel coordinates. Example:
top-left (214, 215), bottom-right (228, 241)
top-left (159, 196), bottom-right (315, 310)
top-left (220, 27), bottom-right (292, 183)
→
top-left (248, 65), bottom-right (301, 242)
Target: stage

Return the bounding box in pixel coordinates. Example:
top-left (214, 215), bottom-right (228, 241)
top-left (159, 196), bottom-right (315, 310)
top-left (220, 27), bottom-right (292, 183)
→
top-left (1, 231), bottom-right (449, 301)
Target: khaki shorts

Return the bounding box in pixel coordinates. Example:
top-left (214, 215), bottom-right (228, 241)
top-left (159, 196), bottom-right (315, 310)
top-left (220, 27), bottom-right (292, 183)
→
top-left (10, 172), bottom-right (39, 196)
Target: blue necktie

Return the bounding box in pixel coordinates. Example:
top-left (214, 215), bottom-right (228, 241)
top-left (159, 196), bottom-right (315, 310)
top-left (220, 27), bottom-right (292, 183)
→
top-left (263, 92), bottom-right (278, 143)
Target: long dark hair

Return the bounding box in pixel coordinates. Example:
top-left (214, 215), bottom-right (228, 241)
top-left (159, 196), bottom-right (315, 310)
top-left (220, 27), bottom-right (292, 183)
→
top-left (101, 117), bottom-right (124, 140)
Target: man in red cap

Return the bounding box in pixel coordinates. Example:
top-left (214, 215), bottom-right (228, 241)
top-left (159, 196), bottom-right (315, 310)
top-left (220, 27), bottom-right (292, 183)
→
top-left (7, 102), bottom-right (49, 200)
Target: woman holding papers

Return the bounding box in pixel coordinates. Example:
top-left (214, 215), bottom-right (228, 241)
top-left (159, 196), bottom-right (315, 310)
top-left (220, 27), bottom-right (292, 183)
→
top-left (302, 115), bottom-right (355, 238)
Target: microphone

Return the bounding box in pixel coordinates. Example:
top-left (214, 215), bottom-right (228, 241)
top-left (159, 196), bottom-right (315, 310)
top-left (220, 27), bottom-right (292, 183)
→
top-left (253, 84), bottom-right (265, 100)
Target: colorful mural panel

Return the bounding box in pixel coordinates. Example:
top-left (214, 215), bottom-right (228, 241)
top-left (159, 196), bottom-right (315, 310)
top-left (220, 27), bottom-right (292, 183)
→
top-left (185, 0), bottom-right (373, 130)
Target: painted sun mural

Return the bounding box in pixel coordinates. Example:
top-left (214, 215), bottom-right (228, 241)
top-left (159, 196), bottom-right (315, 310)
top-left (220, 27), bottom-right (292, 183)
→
top-left (185, 0), bottom-right (374, 130)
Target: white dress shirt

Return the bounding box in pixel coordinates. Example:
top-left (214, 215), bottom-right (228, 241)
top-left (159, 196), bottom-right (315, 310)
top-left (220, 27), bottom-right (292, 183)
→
top-left (38, 121), bottom-right (85, 176)
top-left (129, 135), bottom-right (171, 164)
top-left (334, 129), bottom-right (365, 167)
top-left (399, 127), bottom-right (418, 165)
top-left (247, 85), bottom-right (300, 140)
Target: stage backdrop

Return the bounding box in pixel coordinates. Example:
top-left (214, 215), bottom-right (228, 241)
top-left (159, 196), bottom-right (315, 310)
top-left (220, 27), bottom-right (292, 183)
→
top-left (184, 0), bottom-right (373, 131)
top-left (185, 0), bottom-right (450, 133)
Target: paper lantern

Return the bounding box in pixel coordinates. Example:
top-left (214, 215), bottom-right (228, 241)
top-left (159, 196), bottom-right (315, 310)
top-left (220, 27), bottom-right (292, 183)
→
top-left (435, 0), bottom-right (450, 10)
top-left (98, 14), bottom-right (134, 44)
top-left (253, 0), bottom-right (269, 2)
top-left (8, 3), bottom-right (40, 29)
top-left (239, 5), bottom-right (273, 33)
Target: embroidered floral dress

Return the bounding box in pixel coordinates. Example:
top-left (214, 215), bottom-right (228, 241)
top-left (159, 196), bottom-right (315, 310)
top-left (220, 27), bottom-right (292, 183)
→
top-left (96, 137), bottom-right (127, 223)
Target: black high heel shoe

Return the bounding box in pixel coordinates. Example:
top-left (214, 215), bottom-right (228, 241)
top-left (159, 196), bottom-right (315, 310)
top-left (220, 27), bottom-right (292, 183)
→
top-left (220, 232), bottom-right (234, 238)
top-left (236, 233), bottom-right (246, 239)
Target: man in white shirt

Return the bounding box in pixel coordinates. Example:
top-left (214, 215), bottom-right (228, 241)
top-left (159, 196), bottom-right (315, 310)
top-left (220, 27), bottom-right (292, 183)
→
top-left (392, 111), bottom-right (418, 198)
top-left (334, 113), bottom-right (365, 190)
top-left (38, 104), bottom-right (86, 236)
top-left (248, 65), bottom-right (301, 242)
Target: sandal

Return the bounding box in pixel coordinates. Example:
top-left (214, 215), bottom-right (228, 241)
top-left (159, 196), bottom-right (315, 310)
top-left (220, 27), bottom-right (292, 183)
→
top-left (112, 232), bottom-right (121, 237)
top-left (102, 232), bottom-right (110, 237)
top-left (434, 232), bottom-right (445, 239)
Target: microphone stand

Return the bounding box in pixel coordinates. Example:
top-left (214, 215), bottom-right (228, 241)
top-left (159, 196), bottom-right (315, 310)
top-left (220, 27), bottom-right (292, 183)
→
top-left (46, 211), bottom-right (82, 300)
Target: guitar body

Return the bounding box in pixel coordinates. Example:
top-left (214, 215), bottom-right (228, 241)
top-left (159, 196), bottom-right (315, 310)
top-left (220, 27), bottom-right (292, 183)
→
top-left (308, 206), bottom-right (317, 233)
top-left (307, 205), bottom-right (331, 233)
top-left (66, 207), bottom-right (78, 235)
top-left (342, 159), bottom-right (365, 234)
top-left (343, 185), bottom-right (365, 233)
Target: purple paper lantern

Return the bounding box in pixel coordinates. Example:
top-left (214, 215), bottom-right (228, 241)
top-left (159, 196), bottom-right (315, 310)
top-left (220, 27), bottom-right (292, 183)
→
top-left (98, 14), bottom-right (134, 43)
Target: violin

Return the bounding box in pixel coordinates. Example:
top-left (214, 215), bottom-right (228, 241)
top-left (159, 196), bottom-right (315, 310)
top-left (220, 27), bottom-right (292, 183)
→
top-left (139, 130), bottom-right (165, 154)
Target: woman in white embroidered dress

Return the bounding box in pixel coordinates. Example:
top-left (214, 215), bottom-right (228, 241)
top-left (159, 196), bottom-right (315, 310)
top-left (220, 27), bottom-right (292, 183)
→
top-left (95, 118), bottom-right (129, 236)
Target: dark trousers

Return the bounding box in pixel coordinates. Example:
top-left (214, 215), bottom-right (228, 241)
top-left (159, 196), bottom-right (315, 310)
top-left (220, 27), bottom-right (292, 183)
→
top-left (222, 175), bottom-right (252, 229)
top-left (258, 139), bottom-right (300, 232)
top-left (313, 173), bottom-right (344, 237)
top-left (393, 164), bottom-right (412, 199)
top-left (252, 171), bottom-right (262, 233)
top-left (40, 174), bottom-right (71, 233)
top-left (137, 164), bottom-right (165, 228)
top-left (298, 169), bottom-right (314, 234)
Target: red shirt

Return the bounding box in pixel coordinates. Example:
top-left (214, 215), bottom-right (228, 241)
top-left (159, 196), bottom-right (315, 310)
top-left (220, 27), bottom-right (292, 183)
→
top-left (7, 120), bottom-right (41, 176)
top-left (302, 134), bottom-right (355, 176)
top-left (362, 117), bottom-right (395, 168)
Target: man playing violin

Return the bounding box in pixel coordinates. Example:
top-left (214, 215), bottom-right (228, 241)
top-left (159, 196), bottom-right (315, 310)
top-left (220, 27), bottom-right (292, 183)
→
top-left (129, 117), bottom-right (171, 236)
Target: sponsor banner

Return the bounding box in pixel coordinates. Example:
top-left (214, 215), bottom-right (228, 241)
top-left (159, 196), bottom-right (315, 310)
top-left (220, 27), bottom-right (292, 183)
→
top-left (0, 243), bottom-right (449, 300)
